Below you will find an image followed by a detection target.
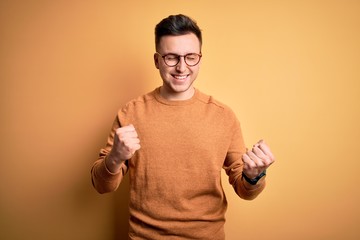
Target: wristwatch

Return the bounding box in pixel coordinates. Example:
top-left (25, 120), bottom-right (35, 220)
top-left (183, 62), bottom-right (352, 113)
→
top-left (242, 170), bottom-right (266, 185)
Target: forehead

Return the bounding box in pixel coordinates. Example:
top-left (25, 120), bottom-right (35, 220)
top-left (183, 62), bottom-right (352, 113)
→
top-left (158, 33), bottom-right (201, 54)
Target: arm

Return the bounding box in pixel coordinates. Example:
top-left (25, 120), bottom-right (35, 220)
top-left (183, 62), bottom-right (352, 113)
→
top-left (223, 121), bottom-right (274, 200)
top-left (91, 117), bottom-right (140, 194)
top-left (238, 140), bottom-right (275, 199)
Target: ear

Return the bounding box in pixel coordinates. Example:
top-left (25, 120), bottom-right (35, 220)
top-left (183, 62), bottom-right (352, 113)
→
top-left (154, 53), bottom-right (160, 69)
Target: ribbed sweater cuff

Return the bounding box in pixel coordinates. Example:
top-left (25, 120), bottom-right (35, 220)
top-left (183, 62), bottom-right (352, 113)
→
top-left (99, 158), bottom-right (121, 180)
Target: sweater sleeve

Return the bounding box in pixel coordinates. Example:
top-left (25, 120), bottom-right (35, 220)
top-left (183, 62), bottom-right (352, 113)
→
top-left (91, 116), bottom-right (129, 194)
top-left (223, 117), bottom-right (266, 200)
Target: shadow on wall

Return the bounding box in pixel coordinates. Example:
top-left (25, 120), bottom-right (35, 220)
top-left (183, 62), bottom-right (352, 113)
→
top-left (113, 174), bottom-right (130, 239)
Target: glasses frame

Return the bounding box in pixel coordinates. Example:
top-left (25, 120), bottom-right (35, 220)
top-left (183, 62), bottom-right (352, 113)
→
top-left (156, 52), bottom-right (202, 67)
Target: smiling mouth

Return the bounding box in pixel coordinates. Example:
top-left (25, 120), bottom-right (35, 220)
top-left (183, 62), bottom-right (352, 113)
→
top-left (172, 74), bottom-right (189, 80)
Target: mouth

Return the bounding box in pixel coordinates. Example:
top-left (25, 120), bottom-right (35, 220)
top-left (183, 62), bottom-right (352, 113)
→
top-left (172, 74), bottom-right (189, 80)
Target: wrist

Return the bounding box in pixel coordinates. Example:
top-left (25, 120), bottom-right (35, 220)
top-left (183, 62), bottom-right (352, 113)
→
top-left (242, 170), bottom-right (266, 185)
top-left (105, 150), bottom-right (125, 174)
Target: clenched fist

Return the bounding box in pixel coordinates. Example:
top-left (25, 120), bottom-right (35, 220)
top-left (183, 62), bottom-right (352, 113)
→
top-left (242, 140), bottom-right (275, 179)
top-left (106, 124), bottom-right (141, 173)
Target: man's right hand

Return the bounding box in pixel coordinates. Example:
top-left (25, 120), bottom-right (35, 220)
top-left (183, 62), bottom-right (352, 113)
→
top-left (106, 124), bottom-right (141, 173)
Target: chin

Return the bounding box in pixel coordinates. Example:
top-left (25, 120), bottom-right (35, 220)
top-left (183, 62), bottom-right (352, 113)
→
top-left (171, 83), bottom-right (193, 92)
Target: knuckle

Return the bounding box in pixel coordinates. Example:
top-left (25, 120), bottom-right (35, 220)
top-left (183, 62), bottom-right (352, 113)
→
top-left (263, 155), bottom-right (274, 165)
top-left (256, 161), bottom-right (265, 168)
top-left (248, 161), bottom-right (256, 168)
top-left (263, 156), bottom-right (271, 165)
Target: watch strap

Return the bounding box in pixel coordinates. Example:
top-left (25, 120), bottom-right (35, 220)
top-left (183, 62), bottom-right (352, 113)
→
top-left (242, 170), bottom-right (266, 185)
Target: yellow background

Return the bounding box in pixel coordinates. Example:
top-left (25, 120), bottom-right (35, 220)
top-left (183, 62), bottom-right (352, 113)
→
top-left (1, 0), bottom-right (359, 239)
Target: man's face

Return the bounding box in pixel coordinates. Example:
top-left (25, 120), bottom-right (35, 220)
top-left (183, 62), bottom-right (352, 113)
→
top-left (154, 33), bottom-right (201, 100)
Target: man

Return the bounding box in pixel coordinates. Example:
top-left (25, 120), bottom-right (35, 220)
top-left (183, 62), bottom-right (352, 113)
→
top-left (91, 14), bottom-right (275, 240)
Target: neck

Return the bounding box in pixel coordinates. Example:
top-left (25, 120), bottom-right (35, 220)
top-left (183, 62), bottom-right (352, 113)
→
top-left (160, 86), bottom-right (195, 101)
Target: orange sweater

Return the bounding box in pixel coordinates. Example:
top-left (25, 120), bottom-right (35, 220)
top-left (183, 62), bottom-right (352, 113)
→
top-left (91, 88), bottom-right (266, 240)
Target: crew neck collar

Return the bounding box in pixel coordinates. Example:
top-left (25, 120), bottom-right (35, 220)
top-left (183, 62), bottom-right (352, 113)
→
top-left (153, 87), bottom-right (199, 106)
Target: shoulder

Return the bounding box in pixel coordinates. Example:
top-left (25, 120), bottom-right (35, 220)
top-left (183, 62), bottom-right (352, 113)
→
top-left (195, 89), bottom-right (241, 133)
top-left (196, 89), bottom-right (236, 116)
top-left (115, 89), bottom-right (158, 126)
top-left (118, 89), bottom-right (157, 113)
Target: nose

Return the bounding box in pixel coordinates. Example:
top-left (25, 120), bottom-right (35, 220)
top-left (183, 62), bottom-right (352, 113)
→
top-left (176, 56), bottom-right (187, 72)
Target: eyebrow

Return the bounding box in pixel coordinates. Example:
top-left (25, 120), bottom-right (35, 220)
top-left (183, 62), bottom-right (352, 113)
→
top-left (162, 52), bottom-right (198, 55)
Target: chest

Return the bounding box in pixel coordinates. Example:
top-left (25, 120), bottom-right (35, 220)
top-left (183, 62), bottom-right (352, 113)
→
top-left (131, 105), bottom-right (232, 168)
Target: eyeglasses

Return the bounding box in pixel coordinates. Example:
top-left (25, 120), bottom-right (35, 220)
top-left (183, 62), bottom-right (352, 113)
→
top-left (156, 52), bottom-right (202, 67)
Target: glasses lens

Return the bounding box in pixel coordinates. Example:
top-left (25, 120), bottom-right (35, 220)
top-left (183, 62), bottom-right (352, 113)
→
top-left (164, 54), bottom-right (179, 66)
top-left (185, 54), bottom-right (200, 66)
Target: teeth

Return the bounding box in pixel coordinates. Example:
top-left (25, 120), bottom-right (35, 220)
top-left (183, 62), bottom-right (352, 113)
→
top-left (174, 75), bottom-right (187, 80)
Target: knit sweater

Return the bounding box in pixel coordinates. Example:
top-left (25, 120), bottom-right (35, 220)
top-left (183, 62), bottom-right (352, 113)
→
top-left (91, 87), bottom-right (266, 240)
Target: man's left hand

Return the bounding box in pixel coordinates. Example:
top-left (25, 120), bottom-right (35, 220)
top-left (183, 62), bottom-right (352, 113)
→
top-left (242, 140), bottom-right (275, 179)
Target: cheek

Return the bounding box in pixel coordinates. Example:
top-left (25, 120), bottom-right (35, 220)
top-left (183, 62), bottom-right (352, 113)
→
top-left (191, 66), bottom-right (200, 76)
top-left (160, 65), bottom-right (172, 74)
top-left (159, 67), bottom-right (171, 79)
